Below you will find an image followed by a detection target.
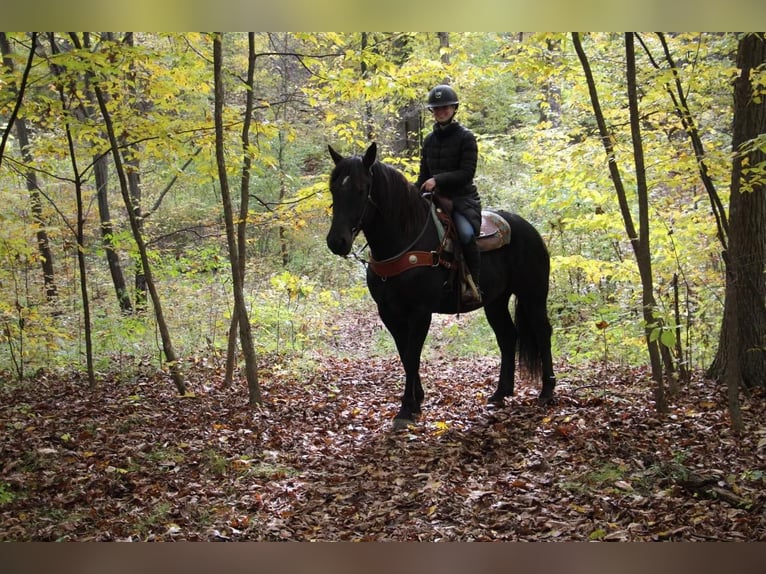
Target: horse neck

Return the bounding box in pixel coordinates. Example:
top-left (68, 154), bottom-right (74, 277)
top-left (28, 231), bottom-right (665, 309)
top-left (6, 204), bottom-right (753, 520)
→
top-left (364, 165), bottom-right (432, 260)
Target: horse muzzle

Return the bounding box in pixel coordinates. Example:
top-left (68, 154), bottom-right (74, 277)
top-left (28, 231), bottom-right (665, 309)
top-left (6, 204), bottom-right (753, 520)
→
top-left (326, 229), bottom-right (354, 257)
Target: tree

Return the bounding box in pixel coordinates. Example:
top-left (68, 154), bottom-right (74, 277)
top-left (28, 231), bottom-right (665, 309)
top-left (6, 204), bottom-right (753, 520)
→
top-left (573, 32), bottom-right (669, 412)
top-left (644, 33), bottom-right (730, 251)
top-left (80, 32), bottom-right (187, 395)
top-left (540, 36), bottom-right (562, 128)
top-left (118, 32), bottom-right (149, 309)
top-left (718, 33), bottom-right (766, 429)
top-left (43, 32), bottom-right (98, 386)
top-left (77, 34), bottom-right (133, 314)
top-left (0, 33), bottom-right (58, 302)
top-left (93, 145), bottom-right (133, 314)
top-left (213, 33), bottom-right (261, 406)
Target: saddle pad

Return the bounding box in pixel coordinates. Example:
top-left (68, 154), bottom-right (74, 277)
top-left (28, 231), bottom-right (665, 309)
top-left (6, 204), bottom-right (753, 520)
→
top-left (477, 210), bottom-right (511, 252)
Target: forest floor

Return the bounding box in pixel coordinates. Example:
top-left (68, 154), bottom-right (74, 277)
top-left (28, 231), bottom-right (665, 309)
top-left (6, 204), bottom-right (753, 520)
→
top-left (1, 308), bottom-right (765, 541)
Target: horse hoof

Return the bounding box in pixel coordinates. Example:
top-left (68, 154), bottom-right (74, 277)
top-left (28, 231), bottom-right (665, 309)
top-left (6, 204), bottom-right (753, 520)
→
top-left (537, 394), bottom-right (555, 406)
top-left (487, 396), bottom-right (505, 407)
top-left (392, 417), bottom-right (416, 431)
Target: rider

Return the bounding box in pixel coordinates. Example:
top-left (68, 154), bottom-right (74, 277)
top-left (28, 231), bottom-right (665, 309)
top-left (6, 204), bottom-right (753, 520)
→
top-left (416, 84), bottom-right (482, 302)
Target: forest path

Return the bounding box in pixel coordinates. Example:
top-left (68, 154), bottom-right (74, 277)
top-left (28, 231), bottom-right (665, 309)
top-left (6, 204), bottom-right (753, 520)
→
top-left (0, 308), bottom-right (764, 540)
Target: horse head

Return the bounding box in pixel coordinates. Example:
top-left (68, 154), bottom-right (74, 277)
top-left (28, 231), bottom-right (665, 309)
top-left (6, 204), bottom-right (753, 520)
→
top-left (326, 143), bottom-right (377, 256)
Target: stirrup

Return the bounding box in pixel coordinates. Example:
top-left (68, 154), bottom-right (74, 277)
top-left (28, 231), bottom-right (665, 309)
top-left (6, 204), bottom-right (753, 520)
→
top-left (463, 274), bottom-right (482, 303)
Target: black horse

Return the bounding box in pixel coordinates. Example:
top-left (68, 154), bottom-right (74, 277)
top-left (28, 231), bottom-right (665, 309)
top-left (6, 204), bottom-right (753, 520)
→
top-left (326, 142), bottom-right (556, 429)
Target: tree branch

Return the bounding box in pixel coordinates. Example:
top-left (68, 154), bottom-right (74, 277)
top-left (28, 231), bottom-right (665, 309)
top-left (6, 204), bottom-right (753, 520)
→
top-left (0, 32), bottom-right (37, 170)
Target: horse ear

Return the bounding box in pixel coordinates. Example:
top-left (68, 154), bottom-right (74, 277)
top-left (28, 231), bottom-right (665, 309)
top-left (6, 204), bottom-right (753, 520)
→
top-left (328, 145), bottom-right (343, 165)
top-left (363, 142), bottom-right (377, 169)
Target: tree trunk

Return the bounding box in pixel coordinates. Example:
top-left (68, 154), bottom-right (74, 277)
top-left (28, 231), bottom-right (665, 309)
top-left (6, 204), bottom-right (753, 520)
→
top-left (275, 33), bottom-right (291, 268)
top-left (45, 33), bottom-right (96, 387)
top-left (360, 33), bottom-right (375, 142)
top-left (214, 33), bottom-right (261, 406)
top-left (650, 33), bottom-right (729, 251)
top-left (73, 31), bottom-right (186, 395)
top-left (715, 33), bottom-right (766, 398)
top-left (625, 32), bottom-right (669, 410)
top-left (94, 152), bottom-right (133, 313)
top-left (0, 33), bottom-right (59, 302)
top-left (540, 37), bottom-right (562, 128)
top-left (572, 32), bottom-right (668, 412)
top-left (391, 35), bottom-right (419, 156)
top-left (13, 117), bottom-right (59, 303)
top-left (119, 33), bottom-right (148, 310)
top-left (64, 32), bottom-right (134, 315)
top-left (438, 32), bottom-right (450, 64)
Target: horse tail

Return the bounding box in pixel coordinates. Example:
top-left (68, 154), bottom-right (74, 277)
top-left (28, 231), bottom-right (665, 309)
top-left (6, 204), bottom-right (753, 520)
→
top-left (514, 295), bottom-right (548, 380)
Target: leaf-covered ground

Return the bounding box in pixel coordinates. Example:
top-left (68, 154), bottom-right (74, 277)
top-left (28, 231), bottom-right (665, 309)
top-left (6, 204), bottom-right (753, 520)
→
top-left (1, 310), bottom-right (765, 541)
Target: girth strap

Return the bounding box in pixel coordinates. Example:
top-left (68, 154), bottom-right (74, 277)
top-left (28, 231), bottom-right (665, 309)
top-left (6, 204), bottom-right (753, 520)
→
top-left (369, 250), bottom-right (451, 279)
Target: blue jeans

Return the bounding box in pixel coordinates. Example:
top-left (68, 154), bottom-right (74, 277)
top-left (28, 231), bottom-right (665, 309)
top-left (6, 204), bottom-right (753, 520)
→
top-left (453, 211), bottom-right (476, 245)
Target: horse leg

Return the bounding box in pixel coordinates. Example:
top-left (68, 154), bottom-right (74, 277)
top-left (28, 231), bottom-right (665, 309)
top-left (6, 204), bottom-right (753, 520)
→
top-left (536, 314), bottom-right (556, 405)
top-left (380, 308), bottom-right (431, 429)
top-left (483, 295), bottom-right (517, 405)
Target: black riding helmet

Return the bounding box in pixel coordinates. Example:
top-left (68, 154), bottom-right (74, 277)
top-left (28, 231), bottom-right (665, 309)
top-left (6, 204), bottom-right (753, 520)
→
top-left (426, 84), bottom-right (459, 110)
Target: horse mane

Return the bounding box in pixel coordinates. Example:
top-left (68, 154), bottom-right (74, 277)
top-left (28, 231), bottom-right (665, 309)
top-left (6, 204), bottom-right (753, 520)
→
top-left (370, 161), bottom-right (429, 237)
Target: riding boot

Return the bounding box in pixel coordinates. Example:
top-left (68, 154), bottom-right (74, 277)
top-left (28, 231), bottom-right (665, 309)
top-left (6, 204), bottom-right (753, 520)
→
top-left (462, 238), bottom-right (482, 303)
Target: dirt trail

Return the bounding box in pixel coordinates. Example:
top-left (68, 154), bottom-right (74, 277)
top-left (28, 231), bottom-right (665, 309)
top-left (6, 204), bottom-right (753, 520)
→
top-left (1, 309), bottom-right (764, 540)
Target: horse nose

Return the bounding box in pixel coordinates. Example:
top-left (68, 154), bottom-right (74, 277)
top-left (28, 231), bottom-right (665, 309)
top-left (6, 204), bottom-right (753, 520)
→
top-left (326, 232), bottom-right (351, 256)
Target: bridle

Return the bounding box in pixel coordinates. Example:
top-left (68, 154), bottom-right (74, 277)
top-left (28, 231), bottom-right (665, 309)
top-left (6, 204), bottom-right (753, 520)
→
top-left (348, 166), bottom-right (376, 245)
top-left (337, 160), bottom-right (449, 276)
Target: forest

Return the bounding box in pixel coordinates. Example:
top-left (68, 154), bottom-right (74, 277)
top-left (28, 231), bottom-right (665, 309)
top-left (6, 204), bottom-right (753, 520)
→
top-left (0, 32), bottom-right (764, 541)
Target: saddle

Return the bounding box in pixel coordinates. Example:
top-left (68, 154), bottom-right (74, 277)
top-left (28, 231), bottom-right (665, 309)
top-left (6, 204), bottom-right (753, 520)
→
top-left (431, 194), bottom-right (511, 253)
top-left (478, 211), bottom-right (512, 251)
top-left (367, 194), bottom-right (511, 282)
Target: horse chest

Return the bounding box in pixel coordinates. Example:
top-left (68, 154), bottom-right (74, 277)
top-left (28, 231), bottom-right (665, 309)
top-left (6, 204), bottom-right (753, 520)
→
top-left (367, 268), bottom-right (451, 312)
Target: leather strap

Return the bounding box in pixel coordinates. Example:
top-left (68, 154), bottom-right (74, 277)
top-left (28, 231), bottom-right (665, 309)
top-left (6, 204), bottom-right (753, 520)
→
top-left (369, 250), bottom-right (450, 279)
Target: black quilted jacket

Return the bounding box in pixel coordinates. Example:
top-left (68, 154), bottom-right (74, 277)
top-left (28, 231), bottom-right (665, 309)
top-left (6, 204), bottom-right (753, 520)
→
top-left (416, 121), bottom-right (482, 233)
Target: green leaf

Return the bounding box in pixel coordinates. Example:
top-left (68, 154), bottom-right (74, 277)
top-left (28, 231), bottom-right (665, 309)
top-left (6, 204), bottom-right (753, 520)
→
top-left (589, 528), bottom-right (607, 540)
top-left (659, 329), bottom-right (676, 348)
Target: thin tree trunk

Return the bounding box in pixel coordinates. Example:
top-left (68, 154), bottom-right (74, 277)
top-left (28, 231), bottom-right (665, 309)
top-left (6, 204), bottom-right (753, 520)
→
top-left (275, 33), bottom-right (291, 268)
top-left (391, 35), bottom-right (418, 156)
top-left (438, 32), bottom-right (451, 84)
top-left (47, 33), bottom-right (96, 387)
top-left (0, 32), bottom-right (58, 302)
top-left (214, 33), bottom-right (261, 406)
top-left (69, 137), bottom-right (96, 388)
top-left (647, 32), bottom-right (730, 250)
top-left (60, 32), bottom-right (134, 315)
top-left (625, 32), bottom-right (668, 410)
top-left (70, 31), bottom-right (186, 395)
top-left (94, 152), bottom-right (133, 313)
top-left (636, 33), bottom-right (738, 383)
top-left (119, 32), bottom-right (148, 310)
top-left (573, 32), bottom-right (667, 412)
top-left (278, 137), bottom-right (290, 267)
top-left (540, 37), bottom-right (562, 128)
top-left (361, 33), bottom-right (375, 142)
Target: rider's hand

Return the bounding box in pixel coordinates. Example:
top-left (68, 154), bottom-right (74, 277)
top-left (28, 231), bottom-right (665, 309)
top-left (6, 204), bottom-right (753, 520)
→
top-left (420, 178), bottom-right (437, 192)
